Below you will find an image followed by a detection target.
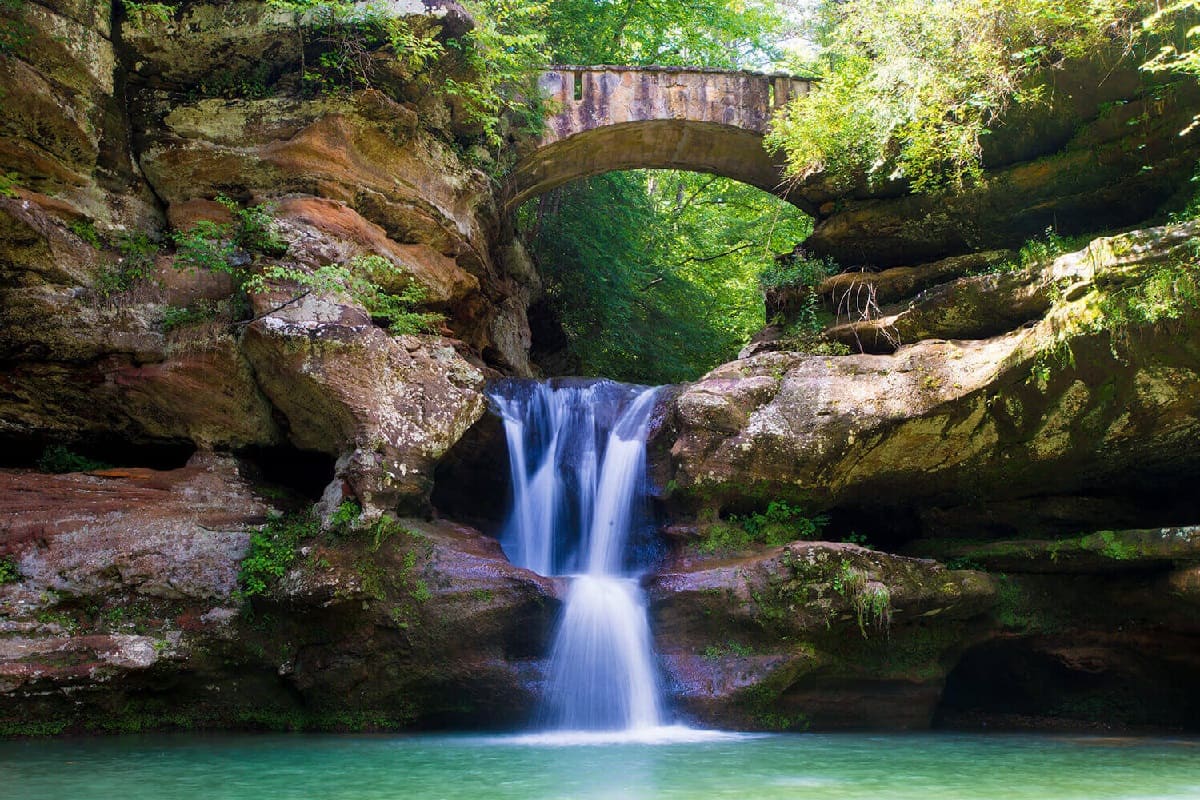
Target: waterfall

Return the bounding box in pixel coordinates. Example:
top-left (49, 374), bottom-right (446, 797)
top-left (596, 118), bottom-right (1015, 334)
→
top-left (491, 379), bottom-right (663, 731)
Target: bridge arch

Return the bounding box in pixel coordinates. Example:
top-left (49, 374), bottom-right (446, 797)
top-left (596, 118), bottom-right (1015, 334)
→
top-left (502, 66), bottom-right (815, 214)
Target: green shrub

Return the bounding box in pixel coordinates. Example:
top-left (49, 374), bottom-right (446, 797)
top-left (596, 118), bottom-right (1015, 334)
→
top-left (121, 0), bottom-right (173, 24)
top-left (0, 557), bottom-right (19, 584)
top-left (0, 171), bottom-right (19, 198)
top-left (69, 219), bottom-right (102, 248)
top-left (329, 499), bottom-right (362, 532)
top-left (696, 501), bottom-right (829, 554)
top-left (160, 300), bottom-right (218, 332)
top-left (238, 512), bottom-right (320, 597)
top-left (982, 227), bottom-right (1095, 275)
top-left (35, 445), bottom-right (110, 473)
top-left (170, 205), bottom-right (439, 336)
top-left (1168, 164), bottom-right (1200, 222)
top-left (0, 0), bottom-right (31, 55)
top-left (759, 250), bottom-right (839, 290)
top-left (702, 641), bottom-right (754, 660)
top-left (218, 196), bottom-right (289, 256)
top-left (96, 231), bottom-right (161, 297)
top-left (766, 0), bottom-right (1148, 194)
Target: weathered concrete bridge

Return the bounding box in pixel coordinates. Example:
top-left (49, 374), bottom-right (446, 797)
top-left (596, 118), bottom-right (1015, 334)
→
top-left (502, 66), bottom-right (815, 214)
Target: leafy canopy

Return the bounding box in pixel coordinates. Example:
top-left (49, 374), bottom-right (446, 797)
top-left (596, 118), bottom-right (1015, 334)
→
top-left (522, 170), bottom-right (811, 384)
top-left (767, 0), bottom-right (1151, 194)
top-left (540, 0), bottom-right (787, 67)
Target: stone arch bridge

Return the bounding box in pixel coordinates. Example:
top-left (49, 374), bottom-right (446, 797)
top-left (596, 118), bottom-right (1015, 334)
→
top-left (502, 66), bottom-right (814, 214)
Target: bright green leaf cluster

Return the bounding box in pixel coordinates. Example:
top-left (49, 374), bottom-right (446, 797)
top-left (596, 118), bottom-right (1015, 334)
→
top-left (767, 0), bottom-right (1151, 194)
top-left (522, 170), bottom-right (811, 383)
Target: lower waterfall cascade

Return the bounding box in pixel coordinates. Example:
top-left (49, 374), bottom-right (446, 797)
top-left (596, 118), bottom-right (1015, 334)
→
top-left (490, 379), bottom-right (666, 732)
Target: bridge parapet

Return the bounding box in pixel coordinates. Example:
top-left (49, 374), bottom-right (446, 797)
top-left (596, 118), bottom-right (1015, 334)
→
top-left (537, 66), bottom-right (812, 145)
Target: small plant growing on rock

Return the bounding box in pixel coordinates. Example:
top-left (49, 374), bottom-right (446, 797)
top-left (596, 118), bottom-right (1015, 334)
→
top-left (68, 219), bottom-right (102, 248)
top-left (35, 445), bottom-right (110, 473)
top-left (695, 501), bottom-right (829, 554)
top-left (0, 557), bottom-right (19, 584)
top-left (737, 501), bottom-right (828, 546)
top-left (854, 583), bottom-right (893, 638)
top-left (172, 203), bottom-right (442, 336)
top-left (0, 171), bottom-right (19, 197)
top-left (238, 512), bottom-right (320, 598)
top-left (97, 231), bottom-right (161, 297)
top-left (160, 300), bottom-right (218, 332)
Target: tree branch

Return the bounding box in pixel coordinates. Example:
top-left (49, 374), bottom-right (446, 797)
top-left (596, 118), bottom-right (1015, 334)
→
top-left (234, 290), bottom-right (312, 327)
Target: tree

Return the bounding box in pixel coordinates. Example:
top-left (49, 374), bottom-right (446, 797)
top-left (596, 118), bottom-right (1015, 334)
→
top-left (521, 170), bottom-right (811, 384)
top-left (766, 0), bottom-right (1151, 194)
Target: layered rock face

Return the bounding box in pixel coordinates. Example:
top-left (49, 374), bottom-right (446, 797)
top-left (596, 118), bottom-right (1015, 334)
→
top-left (0, 1), bottom-right (557, 732)
top-left (0, 455), bottom-right (559, 734)
top-left (0, 0), bottom-right (541, 517)
top-left (651, 219), bottom-right (1200, 731)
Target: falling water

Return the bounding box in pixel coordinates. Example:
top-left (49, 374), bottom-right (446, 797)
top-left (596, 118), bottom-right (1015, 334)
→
top-left (490, 379), bottom-right (663, 731)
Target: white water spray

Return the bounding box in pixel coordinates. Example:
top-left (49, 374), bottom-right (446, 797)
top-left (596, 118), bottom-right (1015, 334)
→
top-left (491, 379), bottom-right (664, 731)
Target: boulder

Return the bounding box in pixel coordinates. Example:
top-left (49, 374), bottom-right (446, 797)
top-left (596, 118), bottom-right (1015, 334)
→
top-left (647, 542), bottom-right (996, 729)
top-left (240, 292), bottom-right (488, 515)
top-left (663, 222), bottom-right (1200, 529)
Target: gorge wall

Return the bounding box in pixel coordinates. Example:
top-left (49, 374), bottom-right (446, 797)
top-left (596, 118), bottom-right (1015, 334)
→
top-left (2, 0), bottom-right (1200, 734)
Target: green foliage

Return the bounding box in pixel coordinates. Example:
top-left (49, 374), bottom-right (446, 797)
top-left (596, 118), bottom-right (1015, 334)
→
top-left (69, 219), bottom-right (102, 248)
top-left (0, 171), bottom-right (19, 197)
top-left (0, 0), bottom-right (31, 55)
top-left (761, 250), bottom-right (845, 355)
top-left (702, 641), bottom-right (754, 660)
top-left (97, 231), bottom-right (161, 297)
top-left (35, 445), bottom-right (110, 473)
top-left (1141, 1), bottom-right (1200, 134)
top-left (737, 501), bottom-right (828, 545)
top-left (121, 0), bottom-right (174, 24)
top-left (759, 250), bottom-right (838, 290)
top-left (0, 557), bottom-right (19, 584)
top-left (1096, 530), bottom-right (1138, 560)
top-left (329, 499), bottom-right (362, 533)
top-left (160, 300), bottom-right (218, 332)
top-left (854, 583), bottom-right (892, 637)
top-left (267, 0), bottom-right (447, 94)
top-left (1017, 228), bottom-right (1092, 268)
top-left (767, 0), bottom-right (1150, 194)
top-left (995, 574), bottom-right (1033, 630)
top-left (443, 0), bottom-right (549, 147)
top-left (1169, 165), bottom-right (1200, 222)
top-left (981, 227), bottom-right (1095, 275)
top-left (219, 196), bottom-right (289, 256)
top-left (173, 220), bottom-right (238, 273)
top-left (348, 256), bottom-right (445, 335)
top-left (540, 0), bottom-right (786, 67)
top-left (829, 559), bottom-right (866, 597)
top-left (1096, 260), bottom-right (1200, 342)
top-left (522, 170), bottom-right (811, 383)
top-left (239, 512), bottom-right (320, 598)
top-left (696, 501), bottom-right (829, 554)
top-left (171, 204), bottom-right (439, 335)
top-left (172, 196), bottom-right (287, 282)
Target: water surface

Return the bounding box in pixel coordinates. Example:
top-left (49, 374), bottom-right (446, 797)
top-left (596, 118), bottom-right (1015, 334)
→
top-left (3, 732), bottom-right (1198, 800)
